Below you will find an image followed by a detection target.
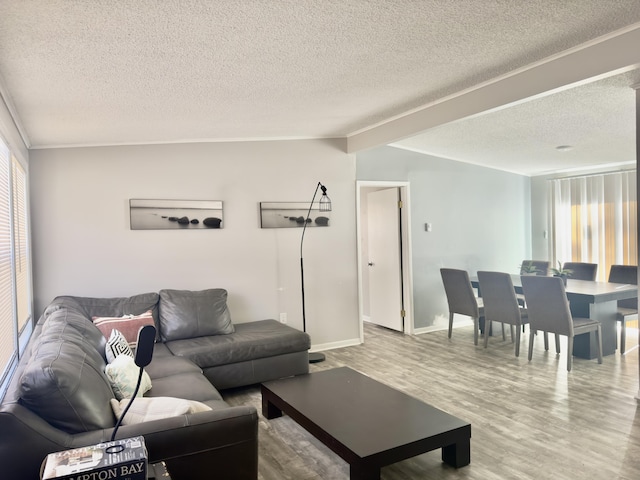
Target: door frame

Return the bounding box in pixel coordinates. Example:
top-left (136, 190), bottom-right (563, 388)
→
top-left (356, 181), bottom-right (414, 342)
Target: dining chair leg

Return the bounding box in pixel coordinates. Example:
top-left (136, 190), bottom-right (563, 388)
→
top-left (501, 323), bottom-right (506, 341)
top-left (620, 320), bottom-right (626, 354)
top-left (473, 317), bottom-right (479, 346)
top-left (566, 336), bottom-right (573, 372)
top-left (528, 330), bottom-right (535, 361)
top-left (510, 325), bottom-right (515, 343)
top-left (484, 320), bottom-right (490, 348)
top-left (514, 326), bottom-right (521, 357)
top-left (543, 332), bottom-right (549, 351)
top-left (555, 334), bottom-right (561, 354)
top-left (596, 325), bottom-right (603, 364)
top-left (448, 312), bottom-right (454, 339)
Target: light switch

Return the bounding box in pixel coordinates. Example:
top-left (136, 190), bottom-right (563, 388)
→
top-left (425, 223), bottom-right (432, 232)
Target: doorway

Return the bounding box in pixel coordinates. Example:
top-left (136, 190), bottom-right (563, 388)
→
top-left (356, 181), bottom-right (413, 343)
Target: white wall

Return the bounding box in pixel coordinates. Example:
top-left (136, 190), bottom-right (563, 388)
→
top-left (531, 175), bottom-right (551, 262)
top-left (29, 139), bottom-right (360, 350)
top-left (357, 146), bottom-right (531, 330)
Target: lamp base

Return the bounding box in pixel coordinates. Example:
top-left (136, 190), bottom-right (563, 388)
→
top-left (309, 352), bottom-right (325, 363)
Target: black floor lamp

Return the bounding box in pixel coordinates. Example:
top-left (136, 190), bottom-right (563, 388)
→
top-left (300, 181), bottom-right (331, 363)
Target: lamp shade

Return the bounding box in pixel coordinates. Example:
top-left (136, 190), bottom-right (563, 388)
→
top-left (319, 186), bottom-right (332, 212)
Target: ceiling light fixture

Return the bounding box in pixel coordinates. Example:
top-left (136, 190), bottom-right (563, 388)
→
top-left (555, 145), bottom-right (574, 152)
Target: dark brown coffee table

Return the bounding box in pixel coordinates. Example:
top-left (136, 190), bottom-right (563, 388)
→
top-left (261, 367), bottom-right (471, 480)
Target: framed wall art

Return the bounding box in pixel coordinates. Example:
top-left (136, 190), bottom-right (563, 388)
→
top-left (130, 199), bottom-right (223, 230)
top-left (260, 202), bottom-right (330, 229)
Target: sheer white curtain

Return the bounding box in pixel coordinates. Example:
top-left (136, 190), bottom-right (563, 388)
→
top-left (550, 170), bottom-right (637, 282)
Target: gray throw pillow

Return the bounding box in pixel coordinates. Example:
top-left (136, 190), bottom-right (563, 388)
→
top-left (158, 289), bottom-right (235, 341)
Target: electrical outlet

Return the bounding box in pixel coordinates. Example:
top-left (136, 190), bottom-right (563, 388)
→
top-left (279, 313), bottom-right (287, 324)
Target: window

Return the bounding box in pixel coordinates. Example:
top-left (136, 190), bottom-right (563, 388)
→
top-left (550, 170), bottom-right (637, 281)
top-left (0, 135), bottom-right (31, 393)
top-left (12, 159), bottom-right (29, 332)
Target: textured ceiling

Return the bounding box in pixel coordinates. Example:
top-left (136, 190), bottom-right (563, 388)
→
top-left (0, 1), bottom-right (639, 175)
top-left (393, 70), bottom-right (640, 176)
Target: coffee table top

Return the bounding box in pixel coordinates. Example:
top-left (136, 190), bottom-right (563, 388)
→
top-left (262, 366), bottom-right (470, 460)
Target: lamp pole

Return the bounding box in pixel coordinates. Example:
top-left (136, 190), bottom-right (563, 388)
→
top-left (300, 182), bottom-right (330, 363)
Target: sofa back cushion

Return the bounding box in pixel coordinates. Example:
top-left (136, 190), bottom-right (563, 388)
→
top-left (51, 292), bottom-right (161, 340)
top-left (18, 308), bottom-right (116, 433)
top-left (159, 289), bottom-right (235, 341)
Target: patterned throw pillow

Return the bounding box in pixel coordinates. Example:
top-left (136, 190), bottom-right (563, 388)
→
top-left (105, 354), bottom-right (152, 400)
top-left (93, 310), bottom-right (155, 347)
top-left (109, 397), bottom-right (211, 425)
top-left (105, 329), bottom-right (134, 363)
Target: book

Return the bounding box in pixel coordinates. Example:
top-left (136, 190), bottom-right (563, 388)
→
top-left (41, 436), bottom-right (147, 480)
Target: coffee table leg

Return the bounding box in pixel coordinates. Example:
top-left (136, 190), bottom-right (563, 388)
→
top-left (442, 438), bottom-right (470, 468)
top-left (350, 462), bottom-right (380, 480)
top-left (261, 388), bottom-right (283, 419)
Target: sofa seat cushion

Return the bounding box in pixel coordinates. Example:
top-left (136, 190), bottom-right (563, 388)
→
top-left (145, 354), bottom-right (203, 379)
top-left (110, 397), bottom-right (212, 425)
top-left (150, 342), bottom-right (174, 358)
top-left (147, 371), bottom-right (224, 404)
top-left (165, 319), bottom-right (310, 368)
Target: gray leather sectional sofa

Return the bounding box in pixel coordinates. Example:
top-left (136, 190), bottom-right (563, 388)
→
top-left (0, 289), bottom-right (310, 480)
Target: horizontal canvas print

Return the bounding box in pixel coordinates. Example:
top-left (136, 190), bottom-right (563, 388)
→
top-left (260, 202), bottom-right (331, 229)
top-left (130, 199), bottom-right (223, 230)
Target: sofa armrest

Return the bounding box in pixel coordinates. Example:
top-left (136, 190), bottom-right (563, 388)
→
top-left (0, 402), bottom-right (76, 480)
top-left (1, 402), bottom-right (257, 480)
top-left (110, 405), bottom-right (258, 480)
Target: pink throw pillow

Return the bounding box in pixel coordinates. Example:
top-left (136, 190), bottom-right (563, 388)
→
top-left (92, 310), bottom-right (155, 347)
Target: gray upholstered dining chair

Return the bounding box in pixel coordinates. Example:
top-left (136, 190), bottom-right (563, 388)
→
top-left (440, 268), bottom-right (484, 345)
top-left (477, 271), bottom-right (529, 357)
top-left (517, 260), bottom-right (550, 306)
top-left (521, 275), bottom-right (602, 371)
top-left (520, 260), bottom-right (550, 276)
top-left (608, 264), bottom-right (638, 354)
top-left (562, 262), bottom-right (598, 281)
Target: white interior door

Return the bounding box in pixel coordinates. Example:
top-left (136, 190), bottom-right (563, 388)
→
top-left (367, 188), bottom-right (404, 332)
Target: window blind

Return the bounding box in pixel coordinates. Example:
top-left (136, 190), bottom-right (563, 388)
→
top-left (0, 141), bottom-right (15, 378)
top-left (550, 170), bottom-right (637, 282)
top-left (12, 157), bottom-right (29, 332)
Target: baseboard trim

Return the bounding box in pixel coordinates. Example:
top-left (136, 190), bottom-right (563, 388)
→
top-left (413, 319), bottom-right (475, 336)
top-left (310, 337), bottom-right (361, 352)
top-left (413, 326), bottom-right (445, 335)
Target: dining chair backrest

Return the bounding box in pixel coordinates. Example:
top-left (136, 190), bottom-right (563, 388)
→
top-left (520, 260), bottom-right (549, 276)
top-left (608, 264), bottom-right (638, 310)
top-left (440, 268), bottom-right (480, 318)
top-left (521, 275), bottom-right (573, 337)
top-left (608, 264), bottom-right (637, 284)
top-left (477, 271), bottom-right (522, 325)
top-left (563, 262), bottom-right (598, 281)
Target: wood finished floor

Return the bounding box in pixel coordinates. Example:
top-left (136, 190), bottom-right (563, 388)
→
top-left (223, 323), bottom-right (640, 480)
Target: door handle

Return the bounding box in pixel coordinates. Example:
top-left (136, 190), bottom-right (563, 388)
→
top-left (368, 262), bottom-right (374, 266)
